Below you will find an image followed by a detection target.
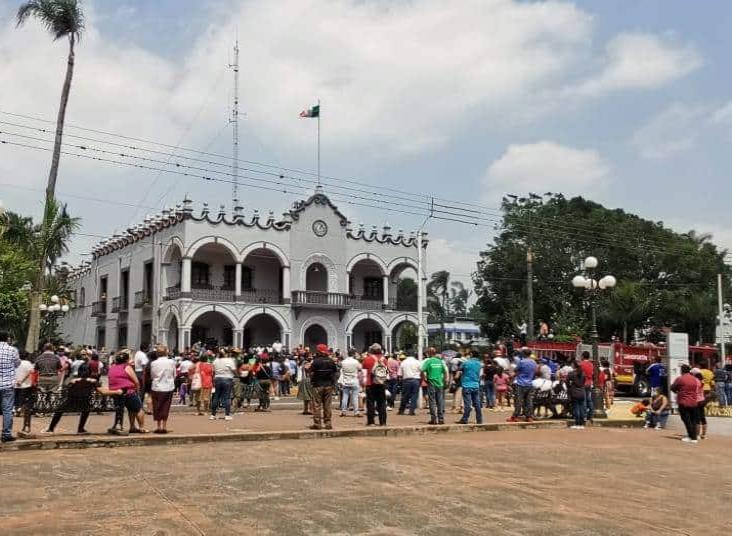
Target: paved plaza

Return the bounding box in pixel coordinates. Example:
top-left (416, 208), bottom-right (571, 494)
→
top-left (1, 420), bottom-right (730, 535)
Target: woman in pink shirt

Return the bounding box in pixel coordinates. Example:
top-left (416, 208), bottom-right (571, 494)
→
top-left (108, 351), bottom-right (147, 433)
top-left (493, 368), bottom-right (510, 410)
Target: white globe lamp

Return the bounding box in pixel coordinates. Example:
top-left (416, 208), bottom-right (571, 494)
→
top-left (39, 303), bottom-right (48, 312)
top-left (584, 256), bottom-right (598, 269)
top-left (572, 275), bottom-right (586, 288)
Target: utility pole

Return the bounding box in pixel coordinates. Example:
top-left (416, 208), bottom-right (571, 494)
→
top-left (229, 39), bottom-right (240, 206)
top-left (718, 273), bottom-right (725, 363)
top-left (526, 246), bottom-right (534, 341)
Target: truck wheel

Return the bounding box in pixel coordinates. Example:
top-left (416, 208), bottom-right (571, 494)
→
top-left (634, 379), bottom-right (650, 398)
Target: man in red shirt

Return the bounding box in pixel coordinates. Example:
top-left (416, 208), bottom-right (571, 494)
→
top-left (579, 352), bottom-right (595, 418)
top-left (671, 364), bottom-right (701, 443)
top-left (362, 343), bottom-right (387, 426)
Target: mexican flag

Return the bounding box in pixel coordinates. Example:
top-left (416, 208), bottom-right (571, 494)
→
top-left (299, 104), bottom-right (320, 118)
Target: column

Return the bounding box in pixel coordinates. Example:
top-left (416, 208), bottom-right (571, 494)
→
top-left (183, 328), bottom-right (191, 349)
top-left (284, 332), bottom-right (291, 350)
top-left (181, 257), bottom-right (192, 294)
top-left (382, 275), bottom-right (389, 308)
top-left (233, 329), bottom-right (243, 348)
top-left (235, 262), bottom-right (242, 298)
top-left (178, 327), bottom-right (186, 350)
top-left (386, 334), bottom-right (392, 354)
top-left (282, 265), bottom-right (291, 304)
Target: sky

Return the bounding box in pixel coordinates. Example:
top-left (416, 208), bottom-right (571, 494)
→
top-left (1, 0), bottom-right (732, 293)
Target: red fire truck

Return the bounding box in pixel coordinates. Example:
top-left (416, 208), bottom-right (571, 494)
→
top-left (525, 340), bottom-right (719, 397)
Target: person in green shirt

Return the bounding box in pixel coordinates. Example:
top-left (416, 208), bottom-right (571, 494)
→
top-left (421, 347), bottom-right (449, 425)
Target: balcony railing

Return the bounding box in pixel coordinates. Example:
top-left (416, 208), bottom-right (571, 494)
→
top-left (134, 290), bottom-right (152, 308)
top-left (389, 298), bottom-right (418, 312)
top-left (111, 295), bottom-right (129, 313)
top-left (91, 300), bottom-right (107, 317)
top-left (292, 290), bottom-right (351, 308)
top-left (350, 295), bottom-right (385, 310)
top-left (165, 285), bottom-right (181, 301)
top-left (239, 289), bottom-right (283, 304)
top-left (191, 288), bottom-right (235, 302)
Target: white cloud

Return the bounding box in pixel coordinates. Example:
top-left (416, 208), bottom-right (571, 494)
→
top-left (632, 103), bottom-right (708, 159)
top-left (569, 32), bottom-right (701, 97)
top-left (482, 141), bottom-right (609, 202)
top-left (711, 100), bottom-right (732, 124)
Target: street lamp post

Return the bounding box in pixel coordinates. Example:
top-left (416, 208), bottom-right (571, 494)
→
top-left (39, 295), bottom-right (70, 343)
top-left (572, 256), bottom-right (616, 419)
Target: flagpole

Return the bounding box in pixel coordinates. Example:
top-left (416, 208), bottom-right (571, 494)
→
top-left (317, 98), bottom-right (321, 187)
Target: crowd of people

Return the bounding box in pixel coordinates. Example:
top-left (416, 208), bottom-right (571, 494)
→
top-left (0, 329), bottom-right (729, 443)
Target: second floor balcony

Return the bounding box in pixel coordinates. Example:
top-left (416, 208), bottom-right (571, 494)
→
top-left (164, 285), bottom-right (285, 305)
top-left (111, 295), bottom-right (129, 313)
top-left (91, 300), bottom-right (107, 317)
top-left (292, 290), bottom-right (350, 309)
top-left (134, 290), bottom-right (152, 309)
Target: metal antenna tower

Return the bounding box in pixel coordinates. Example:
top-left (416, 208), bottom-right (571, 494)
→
top-left (229, 39), bottom-right (240, 205)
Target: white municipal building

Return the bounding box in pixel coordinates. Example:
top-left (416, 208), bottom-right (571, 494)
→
top-left (59, 188), bottom-right (428, 353)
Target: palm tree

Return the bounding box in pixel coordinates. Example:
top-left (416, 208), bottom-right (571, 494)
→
top-left (427, 270), bottom-right (450, 317)
top-left (23, 199), bottom-right (80, 351)
top-left (17, 0), bottom-right (85, 201)
top-left (602, 281), bottom-right (652, 343)
top-left (449, 281), bottom-right (472, 317)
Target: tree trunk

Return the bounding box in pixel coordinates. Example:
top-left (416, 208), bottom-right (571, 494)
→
top-left (698, 321), bottom-right (703, 345)
top-left (25, 291), bottom-right (41, 352)
top-left (46, 35), bottom-right (75, 200)
top-left (26, 36), bottom-right (76, 352)
top-left (623, 322), bottom-right (628, 344)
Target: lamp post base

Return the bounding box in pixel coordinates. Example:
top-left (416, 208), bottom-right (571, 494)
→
top-left (591, 387), bottom-right (607, 419)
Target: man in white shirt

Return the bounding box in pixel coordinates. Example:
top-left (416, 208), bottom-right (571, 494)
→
top-left (339, 351), bottom-right (362, 416)
top-left (133, 344), bottom-right (149, 385)
top-left (398, 353), bottom-right (422, 416)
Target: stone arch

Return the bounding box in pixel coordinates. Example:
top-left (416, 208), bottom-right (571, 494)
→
top-left (300, 253), bottom-right (338, 292)
top-left (240, 306), bottom-right (291, 334)
top-left (345, 312), bottom-right (389, 334)
top-left (346, 253), bottom-right (388, 275)
top-left (388, 313), bottom-right (420, 332)
top-left (163, 236), bottom-right (185, 261)
top-left (299, 315), bottom-right (337, 346)
top-left (185, 235), bottom-right (239, 261)
top-left (183, 303), bottom-right (239, 329)
top-left (240, 241), bottom-right (290, 267)
top-left (160, 304), bottom-right (182, 329)
top-left (387, 256), bottom-right (419, 276)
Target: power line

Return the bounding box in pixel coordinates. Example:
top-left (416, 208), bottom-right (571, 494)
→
top-left (3, 115), bottom-right (726, 252)
top-left (2, 129), bottom-right (730, 261)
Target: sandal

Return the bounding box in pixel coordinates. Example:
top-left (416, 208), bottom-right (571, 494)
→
top-left (153, 429), bottom-right (164, 434)
top-left (129, 428), bottom-right (149, 434)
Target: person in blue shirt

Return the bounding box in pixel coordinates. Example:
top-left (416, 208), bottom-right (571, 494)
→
top-left (507, 348), bottom-right (537, 423)
top-left (455, 349), bottom-right (483, 424)
top-left (646, 357), bottom-right (666, 396)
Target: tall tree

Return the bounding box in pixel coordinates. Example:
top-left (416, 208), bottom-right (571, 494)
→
top-left (19, 199), bottom-right (79, 350)
top-left (600, 281), bottom-right (652, 343)
top-left (17, 0), bottom-right (84, 201)
top-left (473, 194), bottom-right (731, 342)
top-left (449, 281), bottom-right (471, 317)
top-left (427, 270), bottom-right (450, 320)
top-left (16, 0), bottom-right (84, 351)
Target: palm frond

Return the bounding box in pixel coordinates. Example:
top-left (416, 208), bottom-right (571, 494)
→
top-left (16, 0), bottom-right (84, 41)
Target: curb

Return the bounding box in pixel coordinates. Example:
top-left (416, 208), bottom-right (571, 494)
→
top-left (0, 419), bottom-right (643, 452)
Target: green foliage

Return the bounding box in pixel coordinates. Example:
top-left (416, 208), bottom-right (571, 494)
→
top-left (397, 322), bottom-right (417, 351)
top-left (473, 194), bottom-right (731, 342)
top-left (396, 277), bottom-right (418, 310)
top-left (0, 202), bottom-right (79, 342)
top-left (17, 0), bottom-right (85, 41)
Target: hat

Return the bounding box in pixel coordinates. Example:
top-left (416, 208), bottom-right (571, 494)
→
top-left (398, 352), bottom-right (406, 360)
top-left (231, 347), bottom-right (241, 354)
top-left (690, 367), bottom-right (701, 375)
top-left (316, 343), bottom-right (329, 355)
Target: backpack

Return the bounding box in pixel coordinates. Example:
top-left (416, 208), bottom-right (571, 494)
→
top-left (371, 358), bottom-right (388, 385)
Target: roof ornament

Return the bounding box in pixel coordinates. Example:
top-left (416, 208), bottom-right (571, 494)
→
top-left (267, 210), bottom-right (275, 225)
top-left (201, 202), bottom-right (209, 218)
top-left (382, 222), bottom-right (392, 238)
top-left (218, 204), bottom-right (226, 219)
top-left (182, 195), bottom-right (193, 215)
